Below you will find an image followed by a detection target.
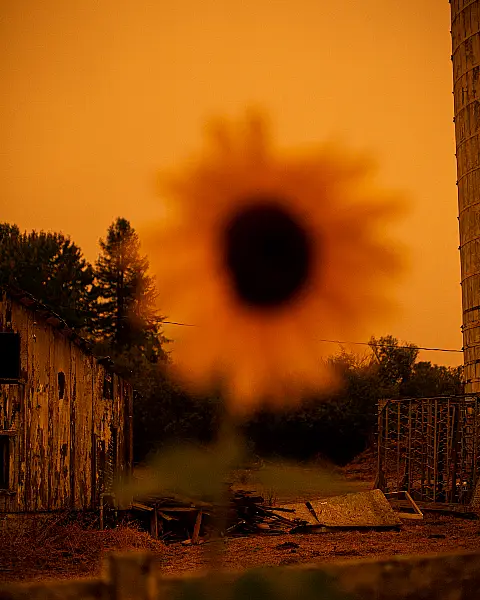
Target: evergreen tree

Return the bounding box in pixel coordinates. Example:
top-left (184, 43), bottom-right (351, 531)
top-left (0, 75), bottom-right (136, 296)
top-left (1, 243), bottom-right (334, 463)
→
top-left (0, 223), bottom-right (94, 330)
top-left (91, 217), bottom-right (167, 361)
top-left (0, 223), bottom-right (21, 287)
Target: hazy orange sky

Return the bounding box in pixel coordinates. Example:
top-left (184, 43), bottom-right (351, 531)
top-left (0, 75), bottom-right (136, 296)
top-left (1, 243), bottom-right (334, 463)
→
top-left (0, 0), bottom-right (463, 366)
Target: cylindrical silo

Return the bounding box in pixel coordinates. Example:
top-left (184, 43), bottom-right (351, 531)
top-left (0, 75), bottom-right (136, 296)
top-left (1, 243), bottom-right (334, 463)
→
top-left (451, 0), bottom-right (480, 391)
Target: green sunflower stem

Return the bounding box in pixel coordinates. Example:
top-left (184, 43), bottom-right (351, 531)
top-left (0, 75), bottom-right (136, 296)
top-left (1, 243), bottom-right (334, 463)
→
top-left (207, 409), bottom-right (245, 570)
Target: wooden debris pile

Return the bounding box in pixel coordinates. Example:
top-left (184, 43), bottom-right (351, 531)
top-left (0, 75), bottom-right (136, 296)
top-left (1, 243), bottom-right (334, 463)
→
top-left (227, 491), bottom-right (305, 536)
top-left (129, 489), bottom-right (412, 544)
top-left (129, 490), bottom-right (308, 544)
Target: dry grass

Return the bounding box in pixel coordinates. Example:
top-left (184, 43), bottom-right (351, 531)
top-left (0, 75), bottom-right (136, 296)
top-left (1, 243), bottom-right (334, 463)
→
top-left (338, 446), bottom-right (377, 482)
top-left (3, 509), bottom-right (480, 584)
top-left (0, 512), bottom-right (163, 583)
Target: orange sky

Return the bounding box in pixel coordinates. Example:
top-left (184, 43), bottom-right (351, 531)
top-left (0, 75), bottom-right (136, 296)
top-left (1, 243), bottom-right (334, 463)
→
top-left (0, 0), bottom-right (463, 366)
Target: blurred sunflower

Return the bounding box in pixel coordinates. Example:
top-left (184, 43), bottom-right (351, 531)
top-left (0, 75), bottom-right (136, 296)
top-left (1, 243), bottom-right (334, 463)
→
top-left (143, 110), bottom-right (405, 415)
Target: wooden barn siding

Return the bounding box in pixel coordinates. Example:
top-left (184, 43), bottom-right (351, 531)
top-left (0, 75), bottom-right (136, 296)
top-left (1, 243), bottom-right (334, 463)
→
top-left (452, 0), bottom-right (480, 390)
top-left (0, 294), bottom-right (133, 513)
top-left (72, 348), bottom-right (93, 509)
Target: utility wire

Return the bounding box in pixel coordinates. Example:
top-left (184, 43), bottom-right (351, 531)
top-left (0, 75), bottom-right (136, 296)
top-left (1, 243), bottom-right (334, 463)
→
top-left (162, 321), bottom-right (464, 353)
top-left (317, 339), bottom-right (463, 353)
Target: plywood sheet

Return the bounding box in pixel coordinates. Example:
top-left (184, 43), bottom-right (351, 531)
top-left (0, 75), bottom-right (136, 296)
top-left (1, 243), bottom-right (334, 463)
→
top-left (282, 489), bottom-right (402, 528)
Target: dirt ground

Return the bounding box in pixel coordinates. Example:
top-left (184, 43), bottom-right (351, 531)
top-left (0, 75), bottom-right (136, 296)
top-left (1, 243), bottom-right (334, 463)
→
top-left (156, 514), bottom-right (480, 575)
top-left (2, 450), bottom-right (480, 584)
top-left (3, 511), bottom-right (480, 584)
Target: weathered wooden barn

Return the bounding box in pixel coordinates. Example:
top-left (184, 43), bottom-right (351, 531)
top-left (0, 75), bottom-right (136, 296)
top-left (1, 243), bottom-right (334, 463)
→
top-left (0, 287), bottom-right (133, 513)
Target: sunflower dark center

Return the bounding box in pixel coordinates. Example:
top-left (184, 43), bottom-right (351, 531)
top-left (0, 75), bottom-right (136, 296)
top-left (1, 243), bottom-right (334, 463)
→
top-left (223, 200), bottom-right (313, 308)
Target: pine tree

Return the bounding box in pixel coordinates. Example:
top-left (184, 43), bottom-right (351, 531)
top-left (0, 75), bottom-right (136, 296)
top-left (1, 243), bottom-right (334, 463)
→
top-left (91, 217), bottom-right (167, 362)
top-left (0, 223), bottom-right (94, 330)
top-left (0, 223), bottom-right (21, 287)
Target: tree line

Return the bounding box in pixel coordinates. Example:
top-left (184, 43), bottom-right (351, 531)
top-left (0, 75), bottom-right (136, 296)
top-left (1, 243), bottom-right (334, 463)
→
top-left (0, 220), bottom-right (464, 465)
top-left (0, 219), bottom-right (220, 461)
top-left (244, 338), bottom-right (463, 464)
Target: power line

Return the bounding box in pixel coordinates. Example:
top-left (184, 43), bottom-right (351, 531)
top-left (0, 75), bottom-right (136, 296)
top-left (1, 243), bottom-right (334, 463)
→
top-left (317, 339), bottom-right (463, 353)
top-left (162, 321), bottom-right (463, 353)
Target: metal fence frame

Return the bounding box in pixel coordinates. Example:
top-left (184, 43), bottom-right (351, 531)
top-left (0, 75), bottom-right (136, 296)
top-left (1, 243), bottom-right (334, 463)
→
top-left (376, 395), bottom-right (480, 504)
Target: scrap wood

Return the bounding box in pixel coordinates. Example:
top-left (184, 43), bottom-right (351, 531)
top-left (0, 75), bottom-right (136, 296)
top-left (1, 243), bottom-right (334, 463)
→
top-left (289, 524), bottom-right (328, 534)
top-left (280, 490), bottom-right (403, 530)
top-left (289, 523), bottom-right (401, 534)
top-left (151, 508), bottom-right (159, 539)
top-left (232, 493), bottom-right (265, 504)
top-left (305, 501), bottom-right (320, 523)
top-left (191, 510), bottom-right (203, 545)
top-left (159, 507), bottom-right (211, 514)
top-left (131, 501), bottom-right (154, 512)
top-left (416, 502), bottom-right (479, 520)
top-left (262, 506), bottom-right (296, 513)
top-left (157, 511), bottom-right (179, 521)
top-left (131, 489), bottom-right (307, 542)
top-left (384, 491), bottom-right (423, 520)
top-left (142, 494), bottom-right (214, 509)
top-left (256, 509), bottom-right (297, 525)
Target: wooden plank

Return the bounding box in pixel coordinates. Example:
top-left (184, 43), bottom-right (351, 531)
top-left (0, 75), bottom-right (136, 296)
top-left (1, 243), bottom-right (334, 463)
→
top-left (151, 504), bottom-right (158, 539)
top-left (158, 511), bottom-right (179, 521)
top-left (131, 501), bottom-right (154, 512)
top-left (192, 510), bottom-right (203, 545)
top-left (283, 490), bottom-right (402, 528)
top-left (155, 507), bottom-right (200, 513)
top-left (385, 491), bottom-right (424, 520)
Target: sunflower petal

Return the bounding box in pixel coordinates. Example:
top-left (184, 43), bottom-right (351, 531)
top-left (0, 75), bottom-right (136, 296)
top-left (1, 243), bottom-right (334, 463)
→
top-left (142, 109), bottom-right (407, 415)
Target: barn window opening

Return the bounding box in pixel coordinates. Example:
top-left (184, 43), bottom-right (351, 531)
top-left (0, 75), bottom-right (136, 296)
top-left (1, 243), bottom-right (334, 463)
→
top-left (58, 372), bottom-right (66, 399)
top-left (0, 436), bottom-right (10, 489)
top-left (0, 332), bottom-right (20, 381)
top-left (103, 372), bottom-right (113, 400)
